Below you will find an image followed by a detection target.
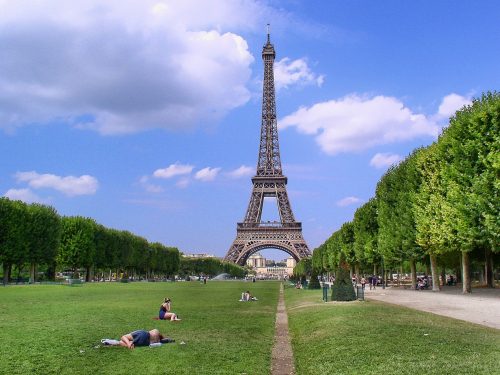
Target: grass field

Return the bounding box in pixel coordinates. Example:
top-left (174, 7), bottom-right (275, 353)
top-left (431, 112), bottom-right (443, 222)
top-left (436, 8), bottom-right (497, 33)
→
top-left (285, 287), bottom-right (500, 375)
top-left (2, 282), bottom-right (499, 375)
top-left (0, 281), bottom-right (279, 375)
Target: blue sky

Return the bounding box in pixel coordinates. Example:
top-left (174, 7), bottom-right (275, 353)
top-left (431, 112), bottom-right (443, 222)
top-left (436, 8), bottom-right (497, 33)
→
top-left (1, 1), bottom-right (499, 260)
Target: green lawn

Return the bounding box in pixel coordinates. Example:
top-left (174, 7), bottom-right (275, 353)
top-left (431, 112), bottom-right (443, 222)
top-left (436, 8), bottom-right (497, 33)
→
top-left (0, 281), bottom-right (279, 375)
top-left (2, 282), bottom-right (499, 375)
top-left (285, 287), bottom-right (500, 375)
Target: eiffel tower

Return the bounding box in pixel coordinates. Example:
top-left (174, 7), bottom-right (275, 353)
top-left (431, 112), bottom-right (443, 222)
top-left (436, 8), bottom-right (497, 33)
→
top-left (224, 28), bottom-right (311, 266)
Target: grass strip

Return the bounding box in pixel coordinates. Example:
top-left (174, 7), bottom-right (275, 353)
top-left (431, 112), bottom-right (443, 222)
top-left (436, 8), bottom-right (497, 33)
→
top-left (285, 288), bottom-right (500, 375)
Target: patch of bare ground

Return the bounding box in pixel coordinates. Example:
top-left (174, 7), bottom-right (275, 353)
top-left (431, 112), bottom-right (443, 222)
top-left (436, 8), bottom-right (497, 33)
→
top-left (271, 284), bottom-right (295, 375)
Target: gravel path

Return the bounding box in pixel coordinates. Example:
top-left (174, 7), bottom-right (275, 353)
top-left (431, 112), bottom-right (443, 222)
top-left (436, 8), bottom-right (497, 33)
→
top-left (364, 285), bottom-right (500, 329)
top-left (271, 283), bottom-right (295, 375)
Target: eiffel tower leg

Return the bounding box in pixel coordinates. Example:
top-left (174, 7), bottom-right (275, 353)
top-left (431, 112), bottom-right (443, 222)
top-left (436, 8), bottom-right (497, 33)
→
top-left (276, 189), bottom-right (295, 223)
top-left (243, 189), bottom-right (264, 223)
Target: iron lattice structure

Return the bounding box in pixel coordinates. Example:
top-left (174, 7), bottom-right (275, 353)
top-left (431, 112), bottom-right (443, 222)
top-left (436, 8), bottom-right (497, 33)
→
top-left (224, 31), bottom-right (311, 266)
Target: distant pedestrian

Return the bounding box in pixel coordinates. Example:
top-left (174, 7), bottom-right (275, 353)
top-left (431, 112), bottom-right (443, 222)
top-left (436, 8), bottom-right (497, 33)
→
top-left (361, 277), bottom-right (366, 290)
top-left (371, 275), bottom-right (377, 290)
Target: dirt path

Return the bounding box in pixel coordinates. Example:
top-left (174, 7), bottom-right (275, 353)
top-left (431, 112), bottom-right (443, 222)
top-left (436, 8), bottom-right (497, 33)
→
top-left (365, 286), bottom-right (500, 329)
top-left (271, 283), bottom-right (295, 375)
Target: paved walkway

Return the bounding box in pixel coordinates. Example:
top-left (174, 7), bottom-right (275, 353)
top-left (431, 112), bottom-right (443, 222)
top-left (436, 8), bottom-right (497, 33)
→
top-left (271, 284), bottom-right (295, 375)
top-left (364, 285), bottom-right (500, 330)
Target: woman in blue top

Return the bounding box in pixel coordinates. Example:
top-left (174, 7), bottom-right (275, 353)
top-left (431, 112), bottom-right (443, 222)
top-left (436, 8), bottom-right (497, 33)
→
top-left (159, 297), bottom-right (181, 321)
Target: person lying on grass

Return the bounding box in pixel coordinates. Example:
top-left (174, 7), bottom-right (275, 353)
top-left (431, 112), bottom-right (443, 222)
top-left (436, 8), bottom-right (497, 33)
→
top-left (101, 329), bottom-right (174, 349)
top-left (159, 297), bottom-right (181, 321)
top-left (116, 329), bottom-right (173, 349)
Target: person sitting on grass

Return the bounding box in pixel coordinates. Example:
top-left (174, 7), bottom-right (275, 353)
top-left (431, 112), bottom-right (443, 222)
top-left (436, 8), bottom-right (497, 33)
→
top-left (101, 329), bottom-right (174, 349)
top-left (159, 297), bottom-right (181, 321)
top-left (239, 290), bottom-right (258, 301)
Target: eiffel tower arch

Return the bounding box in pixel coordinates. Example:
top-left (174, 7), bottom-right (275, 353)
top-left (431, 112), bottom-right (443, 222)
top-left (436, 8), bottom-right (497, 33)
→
top-left (224, 28), bottom-right (311, 266)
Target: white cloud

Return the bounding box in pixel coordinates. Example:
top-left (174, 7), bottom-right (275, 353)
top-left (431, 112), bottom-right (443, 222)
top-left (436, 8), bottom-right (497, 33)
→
top-left (195, 167), bottom-right (221, 182)
top-left (336, 196), bottom-right (361, 207)
top-left (176, 178), bottom-right (190, 188)
top-left (369, 153), bottom-right (402, 169)
top-left (227, 165), bottom-right (254, 178)
top-left (437, 93), bottom-right (471, 119)
top-left (153, 163), bottom-right (194, 179)
top-left (274, 57), bottom-right (324, 90)
top-left (280, 94), bottom-right (469, 155)
top-left (139, 176), bottom-right (164, 193)
top-left (0, 1), bottom-right (267, 134)
top-left (15, 171), bottom-right (98, 196)
top-left (4, 188), bottom-right (46, 203)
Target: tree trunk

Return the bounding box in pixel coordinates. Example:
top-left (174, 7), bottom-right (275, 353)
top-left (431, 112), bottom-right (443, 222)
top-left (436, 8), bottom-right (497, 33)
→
top-left (485, 248), bottom-right (494, 288)
top-left (462, 251), bottom-right (471, 293)
top-left (29, 263), bottom-right (36, 284)
top-left (429, 254), bottom-right (440, 291)
top-left (85, 266), bottom-right (91, 282)
top-left (3, 263), bottom-right (9, 285)
top-left (410, 257), bottom-right (417, 290)
top-left (354, 263), bottom-right (360, 282)
top-left (46, 263), bottom-right (56, 281)
top-left (373, 264), bottom-right (378, 276)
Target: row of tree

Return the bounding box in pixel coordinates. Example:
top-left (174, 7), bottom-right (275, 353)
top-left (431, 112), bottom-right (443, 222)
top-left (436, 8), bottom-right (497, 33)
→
top-left (0, 197), bottom-right (247, 284)
top-left (309, 92), bottom-right (499, 293)
top-left (0, 198), bottom-right (181, 283)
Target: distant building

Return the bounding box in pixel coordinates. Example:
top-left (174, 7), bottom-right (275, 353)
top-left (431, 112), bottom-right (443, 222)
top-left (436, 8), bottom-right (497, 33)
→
top-left (247, 252), bottom-right (296, 278)
top-left (183, 253), bottom-right (217, 259)
top-left (247, 252), bottom-right (266, 268)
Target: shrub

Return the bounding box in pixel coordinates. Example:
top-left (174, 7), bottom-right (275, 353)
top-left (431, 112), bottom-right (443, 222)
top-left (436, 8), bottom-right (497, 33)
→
top-left (331, 260), bottom-right (356, 301)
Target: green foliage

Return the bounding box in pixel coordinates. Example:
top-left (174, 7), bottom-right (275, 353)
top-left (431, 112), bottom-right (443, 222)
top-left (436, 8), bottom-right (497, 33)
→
top-left (339, 221), bottom-right (355, 264)
top-left (439, 91), bottom-right (500, 252)
top-left (293, 257), bottom-right (311, 278)
top-left (311, 244), bottom-right (325, 273)
top-left (57, 216), bottom-right (97, 272)
top-left (414, 143), bottom-right (456, 254)
top-left (376, 150), bottom-right (422, 267)
top-left (26, 203), bottom-right (61, 280)
top-left (331, 257), bottom-right (356, 301)
top-left (0, 198), bottom-right (30, 281)
top-left (308, 269), bottom-right (321, 289)
top-left (353, 198), bottom-right (379, 266)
